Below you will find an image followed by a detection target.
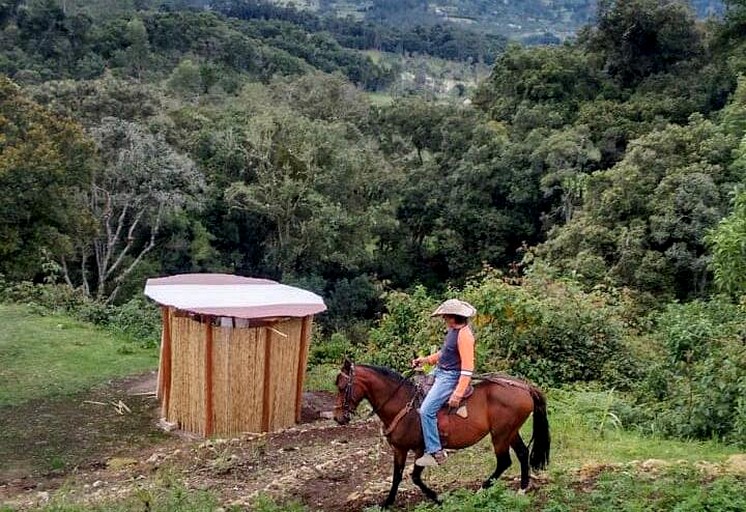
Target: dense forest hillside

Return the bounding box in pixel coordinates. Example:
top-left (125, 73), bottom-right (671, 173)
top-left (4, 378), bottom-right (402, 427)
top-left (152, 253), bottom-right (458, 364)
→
top-left (280, 0), bottom-right (725, 40)
top-left (1, 0), bottom-right (745, 454)
top-left (49, 1), bottom-right (726, 41)
top-left (1, 0), bottom-right (745, 312)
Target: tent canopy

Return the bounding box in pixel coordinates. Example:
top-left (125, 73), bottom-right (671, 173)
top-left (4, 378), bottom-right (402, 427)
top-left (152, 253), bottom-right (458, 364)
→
top-left (144, 273), bottom-right (327, 319)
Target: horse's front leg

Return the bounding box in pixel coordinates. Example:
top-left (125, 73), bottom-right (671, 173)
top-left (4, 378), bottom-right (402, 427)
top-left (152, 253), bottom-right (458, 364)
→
top-left (381, 446), bottom-right (407, 508)
top-left (411, 449), bottom-right (441, 504)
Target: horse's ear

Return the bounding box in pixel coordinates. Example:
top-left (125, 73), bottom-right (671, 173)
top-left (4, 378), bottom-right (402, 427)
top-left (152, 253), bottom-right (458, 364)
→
top-left (342, 356), bottom-right (353, 371)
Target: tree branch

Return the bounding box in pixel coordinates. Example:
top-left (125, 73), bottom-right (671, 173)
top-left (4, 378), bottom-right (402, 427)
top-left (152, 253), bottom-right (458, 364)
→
top-left (106, 203), bottom-right (163, 304)
top-left (60, 256), bottom-right (74, 288)
top-left (104, 205), bottom-right (146, 281)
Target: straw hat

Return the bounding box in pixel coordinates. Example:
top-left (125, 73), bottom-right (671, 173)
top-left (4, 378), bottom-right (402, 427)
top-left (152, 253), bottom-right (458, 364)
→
top-left (431, 299), bottom-right (476, 318)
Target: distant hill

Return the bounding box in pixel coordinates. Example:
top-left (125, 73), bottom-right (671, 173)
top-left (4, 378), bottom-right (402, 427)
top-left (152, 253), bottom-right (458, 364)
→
top-left (270, 0), bottom-right (725, 41)
top-left (76, 1), bottom-right (723, 42)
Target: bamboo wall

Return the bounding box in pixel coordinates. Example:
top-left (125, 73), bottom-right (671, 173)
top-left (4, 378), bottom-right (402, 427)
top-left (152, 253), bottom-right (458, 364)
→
top-left (157, 307), bottom-right (313, 436)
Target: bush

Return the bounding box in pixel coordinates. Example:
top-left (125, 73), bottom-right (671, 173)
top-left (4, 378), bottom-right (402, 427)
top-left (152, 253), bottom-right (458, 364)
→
top-left (628, 299), bottom-right (746, 446)
top-left (109, 297), bottom-right (161, 348)
top-left (365, 286), bottom-right (441, 370)
top-left (308, 331), bottom-right (352, 366)
top-left (365, 269), bottom-right (642, 388)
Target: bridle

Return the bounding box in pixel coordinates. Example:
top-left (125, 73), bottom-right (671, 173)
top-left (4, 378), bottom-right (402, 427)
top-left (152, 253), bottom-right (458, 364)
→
top-left (336, 363), bottom-right (357, 422)
top-left (335, 363), bottom-right (417, 428)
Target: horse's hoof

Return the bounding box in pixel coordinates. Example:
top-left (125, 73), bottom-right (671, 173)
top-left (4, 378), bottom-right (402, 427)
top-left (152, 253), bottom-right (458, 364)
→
top-left (481, 479), bottom-right (494, 489)
top-left (379, 500), bottom-right (393, 509)
top-left (517, 488), bottom-right (528, 496)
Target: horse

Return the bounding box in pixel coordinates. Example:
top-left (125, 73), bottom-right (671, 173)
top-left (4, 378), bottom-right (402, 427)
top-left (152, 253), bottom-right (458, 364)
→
top-left (333, 359), bottom-right (550, 508)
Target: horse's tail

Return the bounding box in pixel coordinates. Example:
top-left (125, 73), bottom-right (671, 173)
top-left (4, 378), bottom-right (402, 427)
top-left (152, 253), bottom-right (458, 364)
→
top-left (528, 386), bottom-right (550, 471)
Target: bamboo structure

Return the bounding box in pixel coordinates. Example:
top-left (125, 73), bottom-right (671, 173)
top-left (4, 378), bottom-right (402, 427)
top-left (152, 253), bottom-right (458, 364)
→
top-left (156, 309), bottom-right (314, 436)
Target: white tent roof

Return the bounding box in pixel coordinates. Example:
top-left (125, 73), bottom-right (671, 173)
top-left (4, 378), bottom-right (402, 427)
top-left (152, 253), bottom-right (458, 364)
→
top-left (144, 274), bottom-right (327, 319)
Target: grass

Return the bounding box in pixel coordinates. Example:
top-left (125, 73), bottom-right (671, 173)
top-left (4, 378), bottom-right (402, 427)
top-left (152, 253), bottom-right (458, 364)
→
top-left (0, 485), bottom-right (222, 512)
top-left (299, 368), bottom-right (745, 511)
top-left (2, 317), bottom-right (743, 511)
top-left (418, 388), bottom-right (741, 487)
top-left (399, 388), bottom-right (744, 512)
top-left (3, 384), bottom-right (744, 511)
top-left (0, 304), bottom-right (158, 406)
top-left (304, 362), bottom-right (338, 392)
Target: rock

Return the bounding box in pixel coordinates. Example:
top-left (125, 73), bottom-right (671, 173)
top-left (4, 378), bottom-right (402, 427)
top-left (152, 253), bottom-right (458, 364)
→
top-left (346, 491), bottom-right (362, 502)
top-left (640, 459), bottom-right (668, 472)
top-left (36, 491), bottom-right (50, 503)
top-left (92, 480), bottom-right (104, 488)
top-left (319, 411), bottom-right (335, 420)
top-left (157, 418), bottom-right (178, 432)
top-left (106, 457), bottom-right (138, 470)
top-left (726, 454), bottom-right (746, 475)
top-left (146, 453), bottom-right (162, 464)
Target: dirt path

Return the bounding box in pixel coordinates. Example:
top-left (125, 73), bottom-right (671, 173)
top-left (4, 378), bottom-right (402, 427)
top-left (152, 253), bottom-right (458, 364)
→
top-left (0, 373), bottom-right (435, 511)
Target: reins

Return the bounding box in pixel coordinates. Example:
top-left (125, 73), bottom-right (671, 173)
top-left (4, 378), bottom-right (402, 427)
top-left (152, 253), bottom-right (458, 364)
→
top-left (337, 364), bottom-right (418, 436)
top-left (367, 367), bottom-right (416, 419)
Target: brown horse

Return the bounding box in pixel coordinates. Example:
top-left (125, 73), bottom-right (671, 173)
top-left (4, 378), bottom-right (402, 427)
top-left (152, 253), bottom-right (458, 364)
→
top-left (333, 359), bottom-right (550, 508)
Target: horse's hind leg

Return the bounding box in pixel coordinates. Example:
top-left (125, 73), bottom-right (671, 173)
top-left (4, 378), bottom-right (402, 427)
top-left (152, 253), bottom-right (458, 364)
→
top-left (511, 434), bottom-right (530, 491)
top-left (411, 449), bottom-right (440, 504)
top-left (482, 449), bottom-right (511, 489)
top-left (483, 430), bottom-right (513, 489)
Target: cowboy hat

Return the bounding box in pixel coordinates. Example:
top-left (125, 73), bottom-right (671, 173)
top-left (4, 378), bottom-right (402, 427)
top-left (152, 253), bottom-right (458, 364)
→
top-left (431, 298), bottom-right (476, 318)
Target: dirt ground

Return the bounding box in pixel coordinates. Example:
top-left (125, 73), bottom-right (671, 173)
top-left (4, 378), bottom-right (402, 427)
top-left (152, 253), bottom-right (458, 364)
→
top-left (0, 372), bottom-right (482, 511)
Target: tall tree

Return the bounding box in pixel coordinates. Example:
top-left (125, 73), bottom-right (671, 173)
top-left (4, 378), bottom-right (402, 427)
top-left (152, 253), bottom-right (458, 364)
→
top-left (540, 116), bottom-right (740, 298)
top-left (0, 76), bottom-right (94, 279)
top-left (61, 117), bottom-right (205, 302)
top-left (587, 0), bottom-right (703, 87)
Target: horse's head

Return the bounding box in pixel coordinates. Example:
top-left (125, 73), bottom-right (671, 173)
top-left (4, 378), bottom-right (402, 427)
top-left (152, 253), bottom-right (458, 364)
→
top-left (333, 357), bottom-right (364, 425)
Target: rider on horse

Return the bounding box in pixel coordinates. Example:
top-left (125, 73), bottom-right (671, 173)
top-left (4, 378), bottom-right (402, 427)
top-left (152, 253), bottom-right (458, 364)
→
top-left (411, 298), bottom-right (476, 467)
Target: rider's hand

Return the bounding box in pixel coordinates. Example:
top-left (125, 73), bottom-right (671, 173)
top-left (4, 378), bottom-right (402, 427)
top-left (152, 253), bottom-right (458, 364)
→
top-left (411, 356), bottom-right (424, 368)
top-left (448, 392), bottom-right (461, 408)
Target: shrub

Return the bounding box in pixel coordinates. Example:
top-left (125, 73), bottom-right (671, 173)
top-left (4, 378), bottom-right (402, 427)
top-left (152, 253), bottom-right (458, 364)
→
top-left (628, 299), bottom-right (746, 446)
top-left (308, 331), bottom-right (352, 366)
top-left (365, 286), bottom-right (441, 370)
top-left (109, 297), bottom-right (161, 349)
top-left (365, 269), bottom-right (642, 388)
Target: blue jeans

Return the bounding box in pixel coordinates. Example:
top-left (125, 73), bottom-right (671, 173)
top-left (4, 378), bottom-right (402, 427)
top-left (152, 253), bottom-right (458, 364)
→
top-left (419, 367), bottom-right (460, 454)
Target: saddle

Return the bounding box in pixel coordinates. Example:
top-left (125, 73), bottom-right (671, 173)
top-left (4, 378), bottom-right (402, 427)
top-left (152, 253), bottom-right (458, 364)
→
top-left (415, 372), bottom-right (474, 420)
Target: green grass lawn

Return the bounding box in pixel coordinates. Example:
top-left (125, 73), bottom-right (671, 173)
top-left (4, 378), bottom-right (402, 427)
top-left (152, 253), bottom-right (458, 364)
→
top-left (407, 388), bottom-right (744, 512)
top-left (0, 303), bottom-right (158, 406)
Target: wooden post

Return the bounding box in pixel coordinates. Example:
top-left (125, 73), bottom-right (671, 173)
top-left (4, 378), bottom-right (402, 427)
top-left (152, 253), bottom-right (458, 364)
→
top-left (295, 316), bottom-right (312, 423)
top-left (160, 307), bottom-right (173, 419)
top-left (261, 327), bottom-right (273, 432)
top-left (204, 317), bottom-right (214, 437)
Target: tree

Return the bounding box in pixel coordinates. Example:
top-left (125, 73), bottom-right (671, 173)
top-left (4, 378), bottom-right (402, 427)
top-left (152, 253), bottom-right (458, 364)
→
top-left (586, 0), bottom-right (702, 87)
top-left (60, 118), bottom-right (205, 303)
top-left (540, 116), bottom-right (740, 298)
top-left (707, 190), bottom-right (746, 298)
top-left (225, 106), bottom-right (396, 278)
top-left (0, 76), bottom-right (94, 279)
top-left (167, 58), bottom-right (203, 98)
top-left (122, 16), bottom-right (150, 79)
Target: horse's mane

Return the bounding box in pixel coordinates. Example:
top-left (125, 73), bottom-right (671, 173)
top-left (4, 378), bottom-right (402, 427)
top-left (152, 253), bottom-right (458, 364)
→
top-left (359, 364), bottom-right (415, 389)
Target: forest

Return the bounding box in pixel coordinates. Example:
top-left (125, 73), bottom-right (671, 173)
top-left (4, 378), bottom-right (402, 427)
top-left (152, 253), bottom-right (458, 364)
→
top-left (1, 0), bottom-right (746, 469)
top-left (273, 0), bottom-right (725, 41)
